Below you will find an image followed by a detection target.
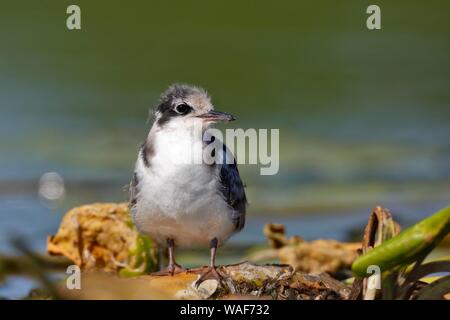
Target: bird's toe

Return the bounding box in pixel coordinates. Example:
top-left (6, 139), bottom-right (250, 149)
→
top-left (194, 266), bottom-right (224, 287)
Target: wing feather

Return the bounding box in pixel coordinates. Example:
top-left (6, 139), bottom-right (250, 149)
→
top-left (217, 144), bottom-right (247, 231)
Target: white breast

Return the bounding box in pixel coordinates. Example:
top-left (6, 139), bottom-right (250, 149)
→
top-left (132, 125), bottom-right (235, 247)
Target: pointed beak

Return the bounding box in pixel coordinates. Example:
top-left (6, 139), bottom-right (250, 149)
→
top-left (197, 110), bottom-right (236, 122)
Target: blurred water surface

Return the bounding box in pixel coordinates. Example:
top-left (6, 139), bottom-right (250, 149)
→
top-left (0, 1), bottom-right (449, 298)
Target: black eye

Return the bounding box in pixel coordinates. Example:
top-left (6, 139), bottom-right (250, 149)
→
top-left (174, 103), bottom-right (192, 115)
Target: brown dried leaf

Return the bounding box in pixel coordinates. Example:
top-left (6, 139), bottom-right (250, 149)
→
top-left (263, 223), bottom-right (303, 248)
top-left (352, 206), bottom-right (401, 300)
top-left (47, 202), bottom-right (157, 273)
top-left (278, 239), bottom-right (360, 274)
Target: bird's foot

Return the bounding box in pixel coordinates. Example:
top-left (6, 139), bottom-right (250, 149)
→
top-left (194, 266), bottom-right (224, 287)
top-left (151, 263), bottom-right (187, 276)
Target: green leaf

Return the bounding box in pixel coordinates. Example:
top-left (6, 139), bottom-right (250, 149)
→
top-left (352, 206), bottom-right (450, 277)
top-left (119, 234), bottom-right (159, 277)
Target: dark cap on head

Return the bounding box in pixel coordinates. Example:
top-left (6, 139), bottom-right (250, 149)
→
top-left (153, 84), bottom-right (234, 126)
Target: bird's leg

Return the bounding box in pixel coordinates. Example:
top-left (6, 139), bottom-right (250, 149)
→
top-left (152, 238), bottom-right (186, 276)
top-left (195, 237), bottom-right (224, 286)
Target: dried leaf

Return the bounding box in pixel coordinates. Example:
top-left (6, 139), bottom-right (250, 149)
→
top-left (416, 275), bottom-right (450, 300)
top-left (404, 261), bottom-right (450, 285)
top-left (351, 206), bottom-right (400, 299)
top-left (47, 202), bottom-right (158, 274)
top-left (278, 239), bottom-right (360, 274)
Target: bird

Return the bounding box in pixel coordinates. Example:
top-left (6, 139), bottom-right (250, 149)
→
top-left (129, 84), bottom-right (247, 283)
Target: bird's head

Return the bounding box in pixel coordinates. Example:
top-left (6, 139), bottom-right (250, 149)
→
top-left (152, 84), bottom-right (235, 131)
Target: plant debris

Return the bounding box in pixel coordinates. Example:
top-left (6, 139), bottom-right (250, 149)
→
top-left (34, 202), bottom-right (449, 300)
top-left (249, 223), bottom-right (360, 275)
top-left (351, 205), bottom-right (450, 300)
top-left (57, 262), bottom-right (350, 300)
top-left (47, 203), bottom-right (158, 275)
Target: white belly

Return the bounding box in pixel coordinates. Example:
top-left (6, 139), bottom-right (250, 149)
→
top-left (132, 130), bottom-right (235, 247)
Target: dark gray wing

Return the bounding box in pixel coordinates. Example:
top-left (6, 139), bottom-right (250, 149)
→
top-left (218, 145), bottom-right (247, 232)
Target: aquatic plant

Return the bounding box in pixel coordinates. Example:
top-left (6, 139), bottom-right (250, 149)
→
top-left (351, 206), bottom-right (450, 300)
